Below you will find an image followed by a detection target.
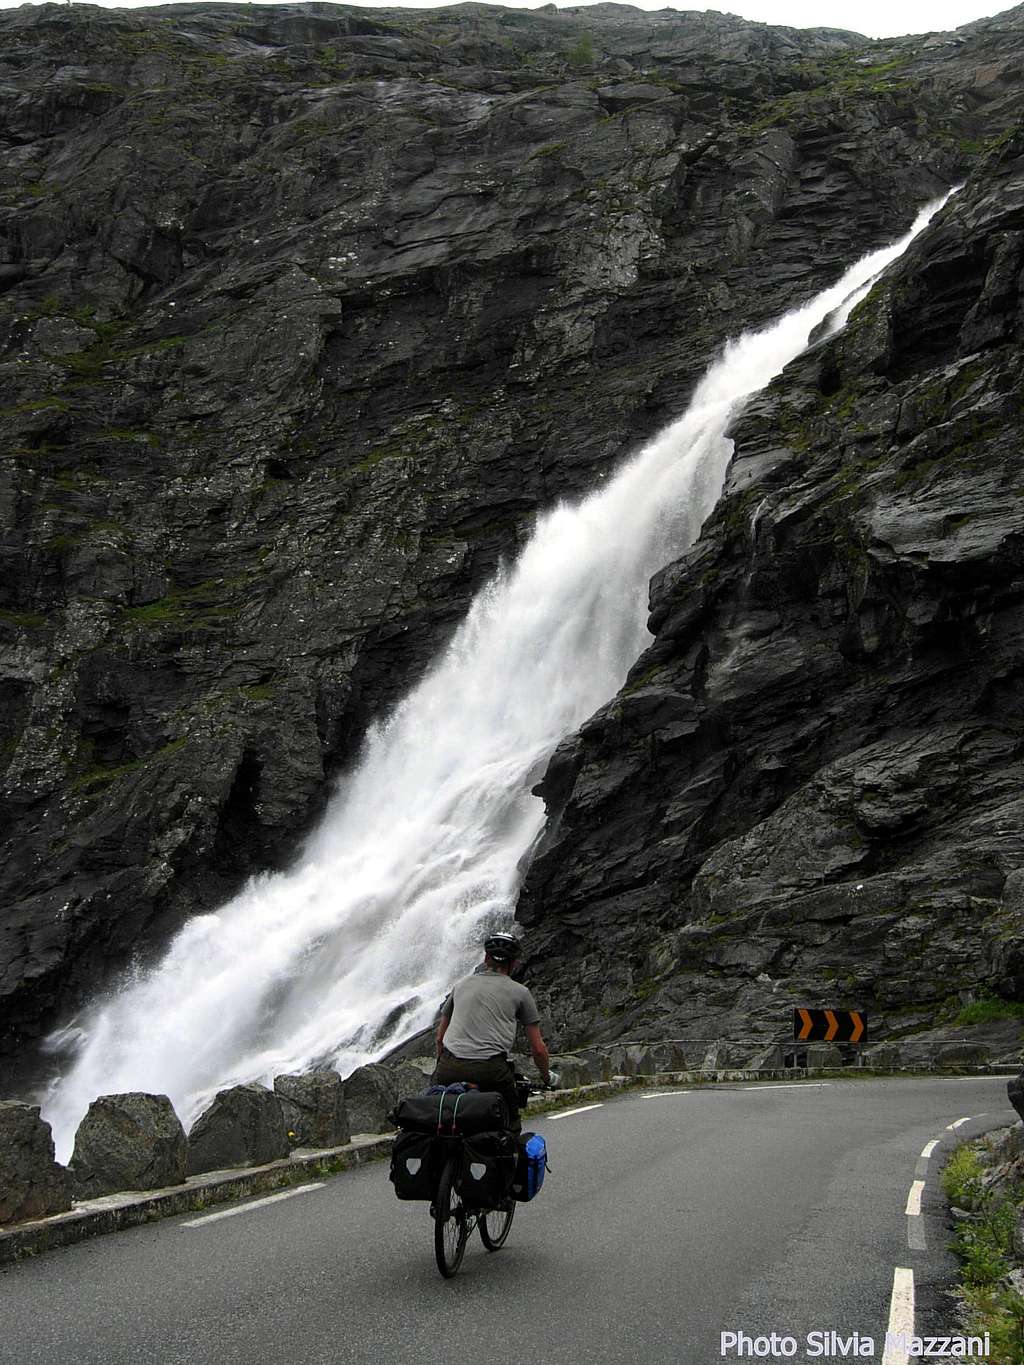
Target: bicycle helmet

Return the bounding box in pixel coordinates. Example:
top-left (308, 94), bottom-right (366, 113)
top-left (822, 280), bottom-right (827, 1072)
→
top-left (483, 932), bottom-right (522, 963)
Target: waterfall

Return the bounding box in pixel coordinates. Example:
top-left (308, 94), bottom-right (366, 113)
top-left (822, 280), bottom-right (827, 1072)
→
top-left (41, 195), bottom-right (949, 1161)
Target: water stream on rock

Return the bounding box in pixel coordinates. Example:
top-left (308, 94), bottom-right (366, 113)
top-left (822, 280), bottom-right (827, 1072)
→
top-left (42, 196), bottom-right (949, 1160)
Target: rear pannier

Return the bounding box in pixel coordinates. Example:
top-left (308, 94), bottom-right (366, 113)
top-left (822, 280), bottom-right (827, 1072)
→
top-left (389, 1130), bottom-right (439, 1201)
top-left (458, 1130), bottom-right (518, 1208)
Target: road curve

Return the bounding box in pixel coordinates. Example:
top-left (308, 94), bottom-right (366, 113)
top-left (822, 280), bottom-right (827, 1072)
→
top-left (0, 1077), bottom-right (1013, 1365)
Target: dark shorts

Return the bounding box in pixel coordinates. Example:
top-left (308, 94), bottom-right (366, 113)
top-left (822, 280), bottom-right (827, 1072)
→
top-left (432, 1050), bottom-right (521, 1133)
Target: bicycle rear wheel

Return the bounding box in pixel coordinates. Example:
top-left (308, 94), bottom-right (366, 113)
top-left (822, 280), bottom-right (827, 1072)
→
top-left (433, 1156), bottom-right (469, 1279)
top-left (478, 1199), bottom-right (516, 1251)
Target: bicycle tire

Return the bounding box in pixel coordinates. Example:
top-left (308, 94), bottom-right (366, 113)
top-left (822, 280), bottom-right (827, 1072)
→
top-left (433, 1156), bottom-right (468, 1279)
top-left (478, 1199), bottom-right (516, 1251)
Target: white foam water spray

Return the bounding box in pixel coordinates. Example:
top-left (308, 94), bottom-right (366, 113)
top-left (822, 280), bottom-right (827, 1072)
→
top-left (41, 195), bottom-right (950, 1160)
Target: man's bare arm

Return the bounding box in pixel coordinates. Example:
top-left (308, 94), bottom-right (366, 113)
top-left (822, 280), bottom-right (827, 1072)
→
top-left (524, 1022), bottom-right (550, 1085)
top-left (435, 1014), bottom-right (449, 1058)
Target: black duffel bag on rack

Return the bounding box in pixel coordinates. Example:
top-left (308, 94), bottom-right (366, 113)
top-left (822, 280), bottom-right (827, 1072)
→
top-left (390, 1088), bottom-right (509, 1136)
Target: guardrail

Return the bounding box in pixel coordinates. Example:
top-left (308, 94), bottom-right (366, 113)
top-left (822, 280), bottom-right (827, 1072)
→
top-left (381, 1028), bottom-right (1022, 1078)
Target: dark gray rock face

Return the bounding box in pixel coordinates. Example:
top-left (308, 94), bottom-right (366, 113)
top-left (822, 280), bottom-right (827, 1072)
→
top-left (343, 1061), bottom-right (428, 1133)
top-left (274, 1070), bottom-right (349, 1149)
top-left (1010, 1074), bottom-right (1024, 1124)
top-left (0, 2), bottom-right (1023, 1087)
top-left (186, 1082), bottom-right (289, 1175)
top-left (520, 128), bottom-right (1024, 1054)
top-left (0, 1100), bottom-right (71, 1223)
top-left (68, 1091), bottom-right (188, 1198)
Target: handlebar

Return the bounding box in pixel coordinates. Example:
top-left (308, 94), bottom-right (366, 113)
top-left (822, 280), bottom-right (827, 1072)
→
top-left (516, 1070), bottom-right (561, 1096)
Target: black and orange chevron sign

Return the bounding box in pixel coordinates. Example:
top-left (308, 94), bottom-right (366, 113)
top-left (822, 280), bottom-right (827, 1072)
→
top-left (793, 1008), bottom-right (867, 1044)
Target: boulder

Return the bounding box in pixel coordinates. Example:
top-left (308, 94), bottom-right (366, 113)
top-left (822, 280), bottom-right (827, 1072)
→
top-left (806, 1044), bottom-right (844, 1068)
top-left (937, 1042), bottom-right (991, 1067)
top-left (744, 1043), bottom-right (784, 1071)
top-left (863, 1043), bottom-right (902, 1070)
top-left (390, 1061), bottom-right (432, 1098)
top-left (545, 1054), bottom-right (598, 1087)
top-left (69, 1092), bottom-right (188, 1198)
top-left (187, 1084), bottom-right (289, 1176)
top-left (573, 1049), bottom-right (614, 1083)
top-left (273, 1070), bottom-right (350, 1149)
top-left (0, 1101), bottom-right (71, 1224)
top-left (1008, 1072), bottom-right (1024, 1124)
top-left (343, 1062), bottom-right (430, 1134)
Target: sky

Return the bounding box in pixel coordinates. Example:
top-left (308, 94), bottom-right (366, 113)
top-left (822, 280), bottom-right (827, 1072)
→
top-left (0, 0), bottom-right (1015, 38)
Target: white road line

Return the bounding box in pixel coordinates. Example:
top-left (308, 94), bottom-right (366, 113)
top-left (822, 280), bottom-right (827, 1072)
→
top-left (905, 1180), bottom-right (925, 1216)
top-left (740, 1083), bottom-right (829, 1091)
top-left (881, 1267), bottom-right (915, 1365)
top-left (641, 1091), bottom-right (692, 1099)
top-left (948, 1116), bottom-right (972, 1130)
top-left (549, 1103), bottom-right (604, 1120)
top-left (180, 1182), bottom-right (324, 1227)
top-left (919, 1139), bottom-right (940, 1160)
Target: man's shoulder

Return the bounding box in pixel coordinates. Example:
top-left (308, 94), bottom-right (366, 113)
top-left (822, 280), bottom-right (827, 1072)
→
top-left (454, 971), bottom-right (529, 999)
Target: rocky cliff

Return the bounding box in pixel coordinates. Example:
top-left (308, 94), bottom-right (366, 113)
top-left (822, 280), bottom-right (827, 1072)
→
top-left (1, 0), bottom-right (1022, 1085)
top-left (520, 110), bottom-right (1024, 1057)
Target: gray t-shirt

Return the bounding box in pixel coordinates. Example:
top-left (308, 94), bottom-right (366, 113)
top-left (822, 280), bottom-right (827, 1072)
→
top-left (440, 970), bottom-right (541, 1061)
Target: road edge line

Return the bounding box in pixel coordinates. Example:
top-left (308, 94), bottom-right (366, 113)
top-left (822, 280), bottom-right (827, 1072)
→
top-left (549, 1103), bottom-right (604, 1120)
top-left (180, 1182), bottom-right (324, 1227)
top-left (881, 1266), bottom-right (915, 1365)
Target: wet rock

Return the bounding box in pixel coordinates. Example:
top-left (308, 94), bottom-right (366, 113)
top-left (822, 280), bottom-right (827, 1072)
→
top-left (68, 1092), bottom-right (188, 1198)
top-left (273, 1071), bottom-right (350, 1150)
top-left (806, 1045), bottom-right (845, 1068)
top-left (0, 2), bottom-right (1023, 1089)
top-left (937, 1042), bottom-right (991, 1067)
top-left (390, 1062), bottom-right (433, 1101)
top-left (343, 1062), bottom-right (429, 1134)
top-left (543, 1053), bottom-right (601, 1087)
top-left (522, 131), bottom-right (1024, 1055)
top-left (0, 1100), bottom-right (71, 1224)
top-left (186, 1084), bottom-right (289, 1175)
top-left (863, 1044), bottom-right (902, 1070)
top-left (745, 1042), bottom-right (784, 1070)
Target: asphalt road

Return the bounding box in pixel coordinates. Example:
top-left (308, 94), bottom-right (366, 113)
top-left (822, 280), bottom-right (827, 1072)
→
top-left (1, 1077), bottom-right (1014, 1365)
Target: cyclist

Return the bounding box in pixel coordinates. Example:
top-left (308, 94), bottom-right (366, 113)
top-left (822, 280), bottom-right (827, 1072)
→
top-left (433, 932), bottom-right (556, 1132)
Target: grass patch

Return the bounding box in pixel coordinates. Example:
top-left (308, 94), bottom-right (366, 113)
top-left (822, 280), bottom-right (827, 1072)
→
top-left (942, 1139), bottom-right (1024, 1360)
top-left (942, 1145), bottom-right (987, 1209)
top-left (0, 396), bottom-right (70, 418)
top-left (73, 737), bottom-right (187, 792)
top-left (528, 140), bottom-right (567, 160)
top-left (956, 1200), bottom-right (1017, 1288)
top-left (0, 608), bottom-right (47, 628)
top-left (95, 428), bottom-right (163, 446)
top-left (961, 1283), bottom-right (1024, 1363)
top-left (124, 575), bottom-right (248, 629)
top-left (955, 997), bottom-right (1024, 1027)
top-left (348, 443), bottom-right (411, 476)
top-left (60, 329), bottom-right (186, 383)
top-left (241, 683), bottom-right (276, 702)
